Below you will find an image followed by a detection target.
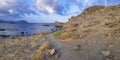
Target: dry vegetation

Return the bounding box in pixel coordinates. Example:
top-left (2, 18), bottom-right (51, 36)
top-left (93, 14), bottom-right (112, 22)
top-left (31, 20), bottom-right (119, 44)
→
top-left (53, 30), bottom-right (74, 41)
top-left (32, 43), bottom-right (49, 60)
top-left (32, 42), bottom-right (58, 60)
top-left (63, 4), bottom-right (120, 39)
top-left (0, 33), bottom-right (47, 60)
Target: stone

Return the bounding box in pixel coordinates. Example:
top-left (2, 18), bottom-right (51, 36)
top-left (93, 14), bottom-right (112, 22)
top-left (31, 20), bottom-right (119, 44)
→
top-left (74, 45), bottom-right (81, 51)
top-left (49, 49), bottom-right (55, 55)
top-left (107, 34), bottom-right (112, 37)
top-left (101, 51), bottom-right (110, 57)
top-left (80, 35), bottom-right (83, 38)
top-left (106, 34), bottom-right (112, 38)
top-left (55, 54), bottom-right (60, 58)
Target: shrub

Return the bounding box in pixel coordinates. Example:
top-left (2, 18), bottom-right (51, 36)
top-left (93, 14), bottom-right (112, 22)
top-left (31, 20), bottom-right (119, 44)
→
top-left (53, 30), bottom-right (64, 37)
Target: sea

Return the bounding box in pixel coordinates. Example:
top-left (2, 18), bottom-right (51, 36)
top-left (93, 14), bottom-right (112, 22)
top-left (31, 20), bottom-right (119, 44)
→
top-left (0, 23), bottom-right (60, 36)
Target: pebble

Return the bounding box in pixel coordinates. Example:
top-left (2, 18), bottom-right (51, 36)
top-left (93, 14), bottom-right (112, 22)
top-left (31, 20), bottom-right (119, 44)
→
top-left (107, 34), bottom-right (112, 37)
top-left (106, 34), bottom-right (112, 38)
top-left (93, 41), bottom-right (102, 44)
top-left (80, 35), bottom-right (83, 38)
top-left (74, 45), bottom-right (81, 51)
top-left (49, 49), bottom-right (55, 55)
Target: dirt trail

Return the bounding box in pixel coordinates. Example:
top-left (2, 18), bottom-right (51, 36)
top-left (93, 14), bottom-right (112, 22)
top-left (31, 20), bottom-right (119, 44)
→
top-left (45, 34), bottom-right (82, 60)
top-left (44, 33), bottom-right (120, 60)
top-left (45, 34), bottom-right (99, 60)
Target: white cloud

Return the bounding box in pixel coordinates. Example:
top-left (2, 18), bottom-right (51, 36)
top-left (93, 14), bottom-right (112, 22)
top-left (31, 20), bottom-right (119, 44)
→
top-left (34, 0), bottom-right (96, 15)
top-left (46, 6), bottom-right (55, 13)
top-left (0, 0), bottom-right (18, 9)
top-left (83, 0), bottom-right (90, 7)
top-left (8, 9), bottom-right (14, 14)
top-left (35, 0), bottom-right (57, 14)
top-left (35, 0), bottom-right (82, 15)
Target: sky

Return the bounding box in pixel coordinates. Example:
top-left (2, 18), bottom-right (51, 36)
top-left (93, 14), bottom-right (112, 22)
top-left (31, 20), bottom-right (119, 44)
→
top-left (0, 0), bottom-right (120, 23)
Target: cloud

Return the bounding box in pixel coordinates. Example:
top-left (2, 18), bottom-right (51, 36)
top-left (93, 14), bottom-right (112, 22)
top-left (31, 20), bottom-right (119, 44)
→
top-left (0, 0), bottom-right (36, 20)
top-left (0, 0), bottom-right (120, 22)
top-left (35, 0), bottom-right (78, 15)
top-left (84, 0), bottom-right (120, 6)
top-left (35, 0), bottom-right (120, 15)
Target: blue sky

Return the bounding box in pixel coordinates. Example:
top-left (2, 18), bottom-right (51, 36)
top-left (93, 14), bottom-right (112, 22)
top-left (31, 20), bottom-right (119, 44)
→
top-left (0, 0), bottom-right (120, 23)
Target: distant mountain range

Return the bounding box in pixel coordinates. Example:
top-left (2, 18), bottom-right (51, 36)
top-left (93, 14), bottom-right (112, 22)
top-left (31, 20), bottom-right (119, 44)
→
top-left (0, 20), bottom-right (28, 24)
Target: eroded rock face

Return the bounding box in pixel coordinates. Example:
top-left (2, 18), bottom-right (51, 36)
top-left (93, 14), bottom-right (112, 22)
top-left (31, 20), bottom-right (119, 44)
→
top-left (55, 21), bottom-right (64, 27)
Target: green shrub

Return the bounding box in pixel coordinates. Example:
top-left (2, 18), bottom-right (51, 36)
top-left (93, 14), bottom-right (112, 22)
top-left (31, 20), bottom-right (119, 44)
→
top-left (54, 30), bottom-right (64, 36)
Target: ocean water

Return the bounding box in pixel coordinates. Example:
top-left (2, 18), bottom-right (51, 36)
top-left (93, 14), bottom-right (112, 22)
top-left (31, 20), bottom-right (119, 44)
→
top-left (0, 23), bottom-right (60, 36)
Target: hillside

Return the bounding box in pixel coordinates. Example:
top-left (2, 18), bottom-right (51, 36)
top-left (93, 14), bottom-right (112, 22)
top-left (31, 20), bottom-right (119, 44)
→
top-left (63, 4), bottom-right (120, 39)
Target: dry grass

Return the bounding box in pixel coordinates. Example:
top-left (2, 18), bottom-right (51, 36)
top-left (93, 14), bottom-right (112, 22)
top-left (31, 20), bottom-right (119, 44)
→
top-left (59, 32), bottom-right (74, 40)
top-left (31, 43), bottom-right (49, 60)
top-left (0, 33), bottom-right (46, 60)
top-left (54, 30), bottom-right (74, 41)
top-left (62, 4), bottom-right (120, 39)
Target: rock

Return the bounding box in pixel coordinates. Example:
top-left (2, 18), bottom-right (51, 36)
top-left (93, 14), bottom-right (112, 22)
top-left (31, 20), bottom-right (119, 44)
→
top-left (101, 51), bottom-right (110, 57)
top-left (106, 34), bottom-right (112, 38)
top-left (107, 34), bottom-right (112, 37)
top-left (96, 41), bottom-right (102, 44)
top-left (80, 35), bottom-right (83, 38)
top-left (49, 49), bottom-right (56, 55)
top-left (74, 45), bottom-right (81, 51)
top-left (55, 54), bottom-right (60, 58)
top-left (55, 21), bottom-right (64, 27)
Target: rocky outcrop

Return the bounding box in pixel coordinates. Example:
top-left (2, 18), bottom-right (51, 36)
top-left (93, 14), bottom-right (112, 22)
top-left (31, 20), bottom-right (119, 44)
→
top-left (55, 21), bottom-right (64, 27)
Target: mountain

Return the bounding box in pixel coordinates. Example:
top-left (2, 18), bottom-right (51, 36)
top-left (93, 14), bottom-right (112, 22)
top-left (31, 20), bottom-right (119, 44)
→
top-left (15, 20), bottom-right (28, 24)
top-left (0, 20), bottom-right (28, 24)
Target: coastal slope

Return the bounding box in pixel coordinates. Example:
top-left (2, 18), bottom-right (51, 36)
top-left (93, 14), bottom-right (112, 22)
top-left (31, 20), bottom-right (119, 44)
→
top-left (0, 4), bottom-right (120, 60)
top-left (63, 4), bottom-right (120, 39)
